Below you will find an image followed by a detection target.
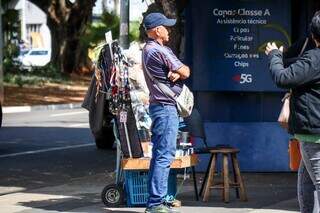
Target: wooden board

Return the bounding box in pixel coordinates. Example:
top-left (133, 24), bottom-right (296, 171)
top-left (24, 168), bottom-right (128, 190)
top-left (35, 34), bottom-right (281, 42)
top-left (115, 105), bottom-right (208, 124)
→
top-left (121, 154), bottom-right (198, 170)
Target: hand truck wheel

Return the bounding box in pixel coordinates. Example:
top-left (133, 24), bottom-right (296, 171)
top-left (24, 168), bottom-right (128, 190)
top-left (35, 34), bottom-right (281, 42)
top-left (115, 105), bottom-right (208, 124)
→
top-left (101, 183), bottom-right (124, 207)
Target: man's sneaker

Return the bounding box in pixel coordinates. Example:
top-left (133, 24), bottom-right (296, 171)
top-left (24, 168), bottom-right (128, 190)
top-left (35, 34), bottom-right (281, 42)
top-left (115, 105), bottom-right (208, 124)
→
top-left (145, 204), bottom-right (169, 213)
top-left (145, 204), bottom-right (180, 213)
top-left (164, 203), bottom-right (180, 213)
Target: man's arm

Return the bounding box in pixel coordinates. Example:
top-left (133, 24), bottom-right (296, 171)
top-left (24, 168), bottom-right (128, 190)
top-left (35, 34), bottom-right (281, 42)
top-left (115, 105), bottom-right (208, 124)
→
top-left (175, 65), bottom-right (190, 79)
top-left (167, 65), bottom-right (190, 82)
top-left (161, 48), bottom-right (190, 82)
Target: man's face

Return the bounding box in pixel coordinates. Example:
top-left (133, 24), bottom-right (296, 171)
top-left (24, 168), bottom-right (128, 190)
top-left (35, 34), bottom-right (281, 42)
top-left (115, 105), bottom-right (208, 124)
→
top-left (156, 26), bottom-right (170, 43)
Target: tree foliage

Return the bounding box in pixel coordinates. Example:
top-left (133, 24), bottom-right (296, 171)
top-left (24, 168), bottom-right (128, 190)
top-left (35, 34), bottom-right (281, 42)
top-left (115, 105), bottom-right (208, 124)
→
top-left (83, 10), bottom-right (120, 50)
top-left (82, 10), bottom-right (140, 52)
top-left (29, 0), bottom-right (97, 74)
top-left (1, 2), bottom-right (21, 73)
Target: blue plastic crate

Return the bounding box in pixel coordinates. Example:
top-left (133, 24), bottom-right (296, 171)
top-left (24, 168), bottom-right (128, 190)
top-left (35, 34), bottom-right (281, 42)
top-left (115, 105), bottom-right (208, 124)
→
top-left (124, 170), bottom-right (177, 207)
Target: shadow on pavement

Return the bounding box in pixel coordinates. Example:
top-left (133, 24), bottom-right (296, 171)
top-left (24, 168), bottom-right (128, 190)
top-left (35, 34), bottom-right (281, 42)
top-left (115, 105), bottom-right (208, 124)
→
top-left (2, 173), bottom-right (299, 213)
top-left (0, 126), bottom-right (116, 192)
top-left (105, 211), bottom-right (141, 213)
top-left (173, 173), bottom-right (299, 212)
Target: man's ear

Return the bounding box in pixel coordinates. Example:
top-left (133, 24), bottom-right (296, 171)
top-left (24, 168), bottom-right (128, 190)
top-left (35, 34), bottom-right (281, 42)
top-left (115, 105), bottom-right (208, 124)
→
top-left (155, 27), bottom-right (161, 37)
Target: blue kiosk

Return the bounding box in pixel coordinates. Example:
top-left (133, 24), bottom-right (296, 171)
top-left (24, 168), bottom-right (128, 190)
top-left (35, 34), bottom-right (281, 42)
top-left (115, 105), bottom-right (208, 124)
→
top-left (184, 0), bottom-right (300, 171)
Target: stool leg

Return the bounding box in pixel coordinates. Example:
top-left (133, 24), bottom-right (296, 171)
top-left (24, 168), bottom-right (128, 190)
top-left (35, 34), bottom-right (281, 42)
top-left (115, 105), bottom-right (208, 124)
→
top-left (222, 154), bottom-right (230, 203)
top-left (200, 154), bottom-right (214, 197)
top-left (203, 154), bottom-right (216, 202)
top-left (231, 153), bottom-right (248, 201)
top-left (191, 166), bottom-right (199, 201)
top-left (231, 156), bottom-right (240, 198)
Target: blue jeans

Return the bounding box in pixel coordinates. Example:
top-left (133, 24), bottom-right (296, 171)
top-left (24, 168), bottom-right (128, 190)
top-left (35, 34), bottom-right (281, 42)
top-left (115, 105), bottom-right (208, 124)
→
top-left (299, 142), bottom-right (320, 213)
top-left (147, 103), bottom-right (179, 208)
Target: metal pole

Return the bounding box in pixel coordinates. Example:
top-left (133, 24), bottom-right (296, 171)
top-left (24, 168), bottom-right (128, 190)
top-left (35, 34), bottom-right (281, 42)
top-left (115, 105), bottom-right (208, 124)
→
top-left (119, 0), bottom-right (129, 49)
top-left (0, 0), bottom-right (4, 105)
top-left (113, 120), bottom-right (122, 184)
top-left (123, 122), bottom-right (132, 158)
top-left (21, 0), bottom-right (27, 42)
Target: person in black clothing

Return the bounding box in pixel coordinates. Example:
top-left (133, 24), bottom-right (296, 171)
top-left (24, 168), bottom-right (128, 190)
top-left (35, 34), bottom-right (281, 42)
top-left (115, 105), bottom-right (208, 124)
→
top-left (266, 12), bottom-right (320, 213)
top-left (283, 34), bottom-right (316, 213)
top-left (283, 36), bottom-right (316, 67)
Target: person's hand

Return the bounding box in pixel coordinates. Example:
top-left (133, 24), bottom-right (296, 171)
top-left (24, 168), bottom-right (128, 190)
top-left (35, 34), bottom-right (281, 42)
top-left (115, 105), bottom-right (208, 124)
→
top-left (168, 71), bottom-right (180, 82)
top-left (265, 42), bottom-right (284, 55)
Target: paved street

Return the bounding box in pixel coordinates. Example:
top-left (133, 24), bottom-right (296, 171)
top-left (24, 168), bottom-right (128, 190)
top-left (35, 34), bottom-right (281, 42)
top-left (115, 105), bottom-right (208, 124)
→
top-left (0, 108), bottom-right (116, 212)
top-left (0, 108), bottom-right (300, 212)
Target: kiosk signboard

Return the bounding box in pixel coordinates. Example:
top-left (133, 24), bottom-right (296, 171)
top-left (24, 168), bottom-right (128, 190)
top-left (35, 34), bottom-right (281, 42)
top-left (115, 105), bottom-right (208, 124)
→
top-left (189, 0), bottom-right (291, 91)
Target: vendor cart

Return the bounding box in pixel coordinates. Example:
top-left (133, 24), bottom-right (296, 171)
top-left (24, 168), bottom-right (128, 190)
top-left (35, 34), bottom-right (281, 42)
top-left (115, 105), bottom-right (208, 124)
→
top-left (88, 35), bottom-right (199, 207)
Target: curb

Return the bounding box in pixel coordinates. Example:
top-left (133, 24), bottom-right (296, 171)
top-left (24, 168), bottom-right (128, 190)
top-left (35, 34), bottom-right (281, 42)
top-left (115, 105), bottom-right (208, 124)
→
top-left (3, 103), bottom-right (83, 114)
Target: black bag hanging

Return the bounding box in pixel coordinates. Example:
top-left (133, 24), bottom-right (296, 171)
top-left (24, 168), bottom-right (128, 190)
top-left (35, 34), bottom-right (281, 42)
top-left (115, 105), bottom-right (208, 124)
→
top-left (116, 106), bottom-right (143, 158)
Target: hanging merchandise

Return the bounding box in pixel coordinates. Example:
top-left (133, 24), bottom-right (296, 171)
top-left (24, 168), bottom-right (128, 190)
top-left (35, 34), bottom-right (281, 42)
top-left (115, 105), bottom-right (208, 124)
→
top-left (107, 42), bottom-right (131, 115)
top-left (92, 41), bottom-right (143, 158)
top-left (124, 43), bottom-right (152, 141)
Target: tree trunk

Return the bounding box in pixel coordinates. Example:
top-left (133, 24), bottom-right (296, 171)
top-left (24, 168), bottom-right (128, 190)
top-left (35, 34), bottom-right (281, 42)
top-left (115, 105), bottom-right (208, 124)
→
top-left (157, 0), bottom-right (180, 55)
top-left (30, 0), bottom-right (96, 74)
top-left (140, 0), bottom-right (189, 55)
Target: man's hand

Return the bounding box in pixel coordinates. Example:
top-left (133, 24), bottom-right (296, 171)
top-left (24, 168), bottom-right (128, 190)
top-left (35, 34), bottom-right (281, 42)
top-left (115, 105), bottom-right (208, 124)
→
top-left (176, 65), bottom-right (190, 80)
top-left (265, 42), bottom-right (284, 55)
top-left (168, 71), bottom-right (180, 82)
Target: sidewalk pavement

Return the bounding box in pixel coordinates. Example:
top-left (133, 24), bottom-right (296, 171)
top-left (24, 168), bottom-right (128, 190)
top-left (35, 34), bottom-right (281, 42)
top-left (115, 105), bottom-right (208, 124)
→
top-left (0, 173), bottom-right (300, 213)
top-left (59, 173), bottom-right (300, 213)
top-left (3, 103), bottom-right (83, 114)
top-left (99, 173), bottom-right (300, 213)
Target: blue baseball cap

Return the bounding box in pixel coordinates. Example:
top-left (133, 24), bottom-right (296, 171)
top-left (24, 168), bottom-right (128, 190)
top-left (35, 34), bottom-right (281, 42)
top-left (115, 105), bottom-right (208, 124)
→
top-left (143, 13), bottom-right (176, 30)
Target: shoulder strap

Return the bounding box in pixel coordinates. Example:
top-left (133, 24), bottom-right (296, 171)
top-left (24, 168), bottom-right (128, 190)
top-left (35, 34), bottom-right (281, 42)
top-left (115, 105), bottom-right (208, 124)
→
top-left (142, 48), bottom-right (177, 99)
top-left (289, 38), bottom-right (310, 95)
top-left (299, 37), bottom-right (309, 57)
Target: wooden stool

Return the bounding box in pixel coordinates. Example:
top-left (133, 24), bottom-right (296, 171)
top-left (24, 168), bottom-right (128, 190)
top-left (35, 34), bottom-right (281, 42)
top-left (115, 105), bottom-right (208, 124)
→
top-left (202, 148), bottom-right (248, 203)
